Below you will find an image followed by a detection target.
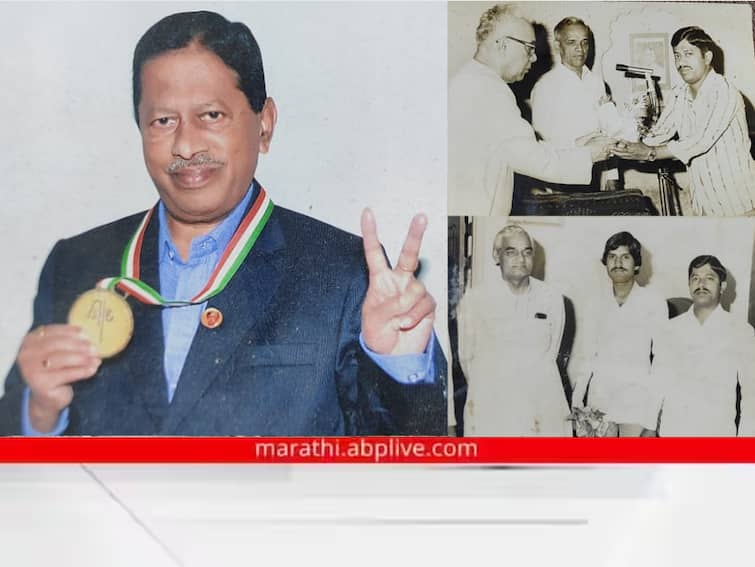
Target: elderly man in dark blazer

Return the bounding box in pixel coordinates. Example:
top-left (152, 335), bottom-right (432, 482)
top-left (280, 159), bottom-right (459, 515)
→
top-left (0, 11), bottom-right (446, 436)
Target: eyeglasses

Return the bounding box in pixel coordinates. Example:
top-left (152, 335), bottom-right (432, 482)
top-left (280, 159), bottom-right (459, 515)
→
top-left (497, 35), bottom-right (537, 57)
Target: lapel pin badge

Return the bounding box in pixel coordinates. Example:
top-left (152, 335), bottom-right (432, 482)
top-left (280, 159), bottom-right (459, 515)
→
top-left (201, 307), bottom-right (224, 329)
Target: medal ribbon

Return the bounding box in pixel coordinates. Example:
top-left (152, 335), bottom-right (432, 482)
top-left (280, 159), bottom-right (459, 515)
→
top-left (97, 187), bottom-right (274, 307)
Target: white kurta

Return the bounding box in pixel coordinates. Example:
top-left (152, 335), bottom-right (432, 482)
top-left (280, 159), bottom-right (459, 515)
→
top-left (531, 63), bottom-right (624, 148)
top-left (457, 277), bottom-right (571, 437)
top-left (573, 283), bottom-right (668, 430)
top-left (654, 306), bottom-right (755, 436)
top-left (448, 59), bottom-right (593, 216)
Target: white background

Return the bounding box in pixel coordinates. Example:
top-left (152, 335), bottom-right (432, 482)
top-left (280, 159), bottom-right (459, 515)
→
top-left (3, 463), bottom-right (755, 566)
top-left (0, 2), bottom-right (448, 387)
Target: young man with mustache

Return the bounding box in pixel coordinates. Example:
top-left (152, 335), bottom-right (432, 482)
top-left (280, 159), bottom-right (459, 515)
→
top-left (653, 256), bottom-right (755, 436)
top-left (611, 26), bottom-right (755, 216)
top-left (571, 232), bottom-right (668, 436)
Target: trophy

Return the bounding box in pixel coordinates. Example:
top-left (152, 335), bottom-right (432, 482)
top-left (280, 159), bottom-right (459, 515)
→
top-left (616, 63), bottom-right (683, 215)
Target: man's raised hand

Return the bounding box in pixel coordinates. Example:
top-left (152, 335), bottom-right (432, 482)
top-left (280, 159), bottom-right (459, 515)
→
top-left (360, 209), bottom-right (436, 356)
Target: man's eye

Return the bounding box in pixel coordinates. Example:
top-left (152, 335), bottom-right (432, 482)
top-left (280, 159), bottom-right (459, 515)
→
top-left (202, 111), bottom-right (224, 121)
top-left (151, 117), bottom-right (175, 128)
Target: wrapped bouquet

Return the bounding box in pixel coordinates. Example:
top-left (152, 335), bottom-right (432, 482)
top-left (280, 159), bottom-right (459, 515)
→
top-left (568, 406), bottom-right (619, 438)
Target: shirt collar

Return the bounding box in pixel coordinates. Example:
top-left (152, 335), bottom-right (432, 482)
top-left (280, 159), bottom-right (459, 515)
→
top-left (556, 62), bottom-right (591, 81)
top-left (158, 182), bottom-right (256, 266)
top-left (682, 69), bottom-right (721, 102)
top-left (685, 302), bottom-right (726, 327)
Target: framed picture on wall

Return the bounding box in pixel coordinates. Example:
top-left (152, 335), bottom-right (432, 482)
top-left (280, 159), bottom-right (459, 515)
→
top-left (629, 32), bottom-right (671, 92)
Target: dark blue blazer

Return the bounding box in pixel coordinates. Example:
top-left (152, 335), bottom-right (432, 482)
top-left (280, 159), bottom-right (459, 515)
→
top-left (0, 196), bottom-right (447, 435)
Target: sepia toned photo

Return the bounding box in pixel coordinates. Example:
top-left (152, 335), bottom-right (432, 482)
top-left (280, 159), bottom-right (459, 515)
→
top-left (448, 1), bottom-right (755, 217)
top-left (449, 216), bottom-right (755, 437)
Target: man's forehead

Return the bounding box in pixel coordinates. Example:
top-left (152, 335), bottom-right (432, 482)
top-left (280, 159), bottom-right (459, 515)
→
top-left (607, 245), bottom-right (631, 254)
top-left (562, 25), bottom-right (589, 40)
top-left (501, 232), bottom-right (532, 249)
top-left (673, 40), bottom-right (699, 54)
top-left (496, 17), bottom-right (535, 41)
top-left (690, 264), bottom-right (717, 276)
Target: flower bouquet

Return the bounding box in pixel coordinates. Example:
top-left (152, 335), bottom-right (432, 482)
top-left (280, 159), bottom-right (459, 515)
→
top-left (567, 406), bottom-right (619, 438)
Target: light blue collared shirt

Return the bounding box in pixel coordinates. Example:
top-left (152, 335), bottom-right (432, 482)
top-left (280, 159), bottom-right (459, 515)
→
top-left (22, 185), bottom-right (433, 434)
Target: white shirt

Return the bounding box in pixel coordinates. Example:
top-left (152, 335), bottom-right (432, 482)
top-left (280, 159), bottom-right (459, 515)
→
top-left (448, 59), bottom-right (593, 216)
top-left (644, 71), bottom-right (755, 216)
top-left (573, 281), bottom-right (668, 430)
top-left (457, 276), bottom-right (571, 437)
top-left (531, 64), bottom-right (624, 147)
top-left (654, 305), bottom-right (755, 436)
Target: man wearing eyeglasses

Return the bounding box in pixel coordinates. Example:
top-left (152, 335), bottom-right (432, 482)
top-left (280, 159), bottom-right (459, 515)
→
top-left (457, 224), bottom-right (571, 436)
top-left (449, 4), bottom-right (613, 216)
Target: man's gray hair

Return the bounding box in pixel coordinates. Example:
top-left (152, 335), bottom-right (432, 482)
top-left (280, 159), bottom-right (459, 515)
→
top-left (554, 17), bottom-right (590, 43)
top-left (492, 224), bottom-right (534, 264)
top-left (475, 3), bottom-right (521, 46)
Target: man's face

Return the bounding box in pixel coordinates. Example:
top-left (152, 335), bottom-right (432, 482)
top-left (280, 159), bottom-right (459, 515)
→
top-left (673, 39), bottom-right (712, 87)
top-left (689, 263), bottom-right (725, 309)
top-left (496, 18), bottom-right (537, 82)
top-left (498, 232), bottom-right (534, 284)
top-left (557, 24), bottom-right (590, 74)
top-left (605, 245), bottom-right (636, 285)
top-left (138, 44), bottom-right (276, 226)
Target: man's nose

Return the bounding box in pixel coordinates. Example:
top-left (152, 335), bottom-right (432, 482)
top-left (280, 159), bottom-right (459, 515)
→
top-left (172, 120), bottom-right (207, 159)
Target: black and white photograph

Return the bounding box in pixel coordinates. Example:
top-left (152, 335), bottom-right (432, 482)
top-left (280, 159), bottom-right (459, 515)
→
top-left (449, 216), bottom-right (755, 437)
top-left (448, 1), bottom-right (755, 216)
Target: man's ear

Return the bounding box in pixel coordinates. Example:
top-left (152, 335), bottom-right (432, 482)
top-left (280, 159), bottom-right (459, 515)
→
top-left (704, 49), bottom-right (714, 67)
top-left (258, 97), bottom-right (277, 154)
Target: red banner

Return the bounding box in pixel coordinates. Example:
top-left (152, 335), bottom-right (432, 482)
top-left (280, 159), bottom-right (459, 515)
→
top-left (1, 437), bottom-right (755, 463)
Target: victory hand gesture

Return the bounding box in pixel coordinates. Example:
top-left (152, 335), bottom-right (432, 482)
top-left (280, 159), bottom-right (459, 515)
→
top-left (360, 209), bottom-right (436, 356)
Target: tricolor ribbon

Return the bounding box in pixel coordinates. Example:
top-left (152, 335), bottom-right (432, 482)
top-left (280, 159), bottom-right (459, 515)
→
top-left (97, 187), bottom-right (274, 307)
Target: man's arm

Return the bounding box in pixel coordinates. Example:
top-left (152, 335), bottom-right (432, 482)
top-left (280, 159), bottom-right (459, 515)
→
top-left (529, 80), bottom-right (553, 143)
top-left (494, 135), bottom-right (609, 187)
top-left (0, 241), bottom-right (99, 436)
top-left (735, 327), bottom-right (755, 436)
top-left (626, 83), bottom-right (741, 165)
top-left (347, 210), bottom-right (446, 435)
top-left (547, 291), bottom-right (566, 365)
top-left (665, 84), bottom-right (741, 164)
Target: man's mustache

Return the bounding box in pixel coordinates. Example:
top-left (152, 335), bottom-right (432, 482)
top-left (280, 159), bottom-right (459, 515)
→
top-left (167, 154), bottom-right (226, 174)
top-left (693, 287), bottom-right (711, 294)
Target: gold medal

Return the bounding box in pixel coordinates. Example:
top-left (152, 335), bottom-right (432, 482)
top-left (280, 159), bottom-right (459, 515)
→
top-left (67, 289), bottom-right (134, 358)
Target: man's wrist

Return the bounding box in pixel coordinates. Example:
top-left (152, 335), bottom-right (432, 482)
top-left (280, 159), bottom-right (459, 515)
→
top-left (27, 394), bottom-right (62, 434)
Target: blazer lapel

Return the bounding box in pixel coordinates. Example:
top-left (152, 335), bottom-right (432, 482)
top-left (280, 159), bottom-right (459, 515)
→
top-left (160, 213), bottom-right (286, 434)
top-left (123, 212), bottom-right (170, 428)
